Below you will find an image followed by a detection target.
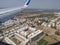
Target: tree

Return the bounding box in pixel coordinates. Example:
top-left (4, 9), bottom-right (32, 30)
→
top-left (55, 31), bottom-right (60, 35)
top-left (0, 30), bottom-right (3, 34)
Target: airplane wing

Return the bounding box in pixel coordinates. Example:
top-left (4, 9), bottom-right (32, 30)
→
top-left (0, 0), bottom-right (31, 14)
top-left (0, 0), bottom-right (31, 22)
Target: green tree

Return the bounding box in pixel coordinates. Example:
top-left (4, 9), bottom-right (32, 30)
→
top-left (0, 30), bottom-right (3, 34)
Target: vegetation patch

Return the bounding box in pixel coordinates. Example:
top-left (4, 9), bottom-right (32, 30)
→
top-left (37, 39), bottom-right (48, 45)
top-left (0, 30), bottom-right (3, 34)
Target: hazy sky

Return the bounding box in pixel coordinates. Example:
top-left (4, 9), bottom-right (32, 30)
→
top-left (0, 0), bottom-right (60, 9)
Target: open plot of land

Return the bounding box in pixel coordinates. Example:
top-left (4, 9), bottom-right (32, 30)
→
top-left (37, 26), bottom-right (56, 35)
top-left (43, 36), bottom-right (57, 44)
top-left (54, 35), bottom-right (60, 41)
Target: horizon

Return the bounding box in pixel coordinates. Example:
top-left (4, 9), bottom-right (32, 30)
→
top-left (0, 0), bottom-right (60, 9)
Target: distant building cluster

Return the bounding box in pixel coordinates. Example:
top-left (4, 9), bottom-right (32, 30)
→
top-left (0, 18), bottom-right (26, 29)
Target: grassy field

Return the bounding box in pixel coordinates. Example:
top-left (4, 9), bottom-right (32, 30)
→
top-left (37, 39), bottom-right (48, 45)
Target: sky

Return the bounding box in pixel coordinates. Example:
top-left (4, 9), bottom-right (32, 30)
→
top-left (0, 0), bottom-right (60, 9)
